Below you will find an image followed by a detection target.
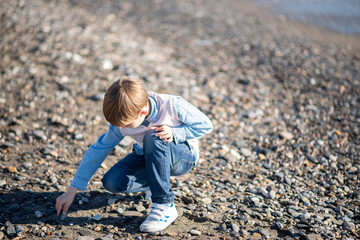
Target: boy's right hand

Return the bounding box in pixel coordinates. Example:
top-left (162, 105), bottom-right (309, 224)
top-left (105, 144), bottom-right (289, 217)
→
top-left (56, 186), bottom-right (77, 216)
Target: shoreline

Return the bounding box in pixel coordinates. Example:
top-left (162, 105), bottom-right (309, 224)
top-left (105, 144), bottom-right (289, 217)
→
top-left (247, 0), bottom-right (360, 51)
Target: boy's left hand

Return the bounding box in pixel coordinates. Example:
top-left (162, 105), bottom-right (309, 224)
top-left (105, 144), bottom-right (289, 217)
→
top-left (149, 125), bottom-right (173, 143)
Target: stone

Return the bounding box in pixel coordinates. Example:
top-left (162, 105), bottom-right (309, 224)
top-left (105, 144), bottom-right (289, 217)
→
top-left (189, 229), bottom-right (201, 236)
top-left (0, 179), bottom-right (6, 187)
top-left (231, 223), bottom-right (240, 233)
top-left (90, 93), bottom-right (105, 101)
top-left (23, 162), bottom-right (32, 169)
top-left (76, 237), bottom-right (95, 240)
top-left (241, 148), bottom-right (252, 157)
top-left (122, 211), bottom-right (143, 217)
top-left (60, 213), bottom-right (67, 220)
top-left (279, 131), bottom-right (293, 140)
top-left (6, 226), bottom-right (16, 236)
top-left (306, 233), bottom-right (322, 240)
top-left (343, 220), bottom-right (355, 232)
top-left (92, 214), bottom-right (101, 221)
top-left (10, 203), bottom-right (20, 211)
top-left (269, 190), bottom-right (276, 199)
top-left (7, 166), bottom-right (17, 173)
top-left (35, 210), bottom-right (43, 218)
top-left (108, 198), bottom-right (116, 205)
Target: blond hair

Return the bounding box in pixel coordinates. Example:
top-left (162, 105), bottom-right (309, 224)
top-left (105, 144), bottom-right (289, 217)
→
top-left (103, 78), bottom-right (148, 127)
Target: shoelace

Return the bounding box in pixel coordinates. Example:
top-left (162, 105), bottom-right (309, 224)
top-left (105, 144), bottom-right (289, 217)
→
top-left (147, 203), bottom-right (170, 221)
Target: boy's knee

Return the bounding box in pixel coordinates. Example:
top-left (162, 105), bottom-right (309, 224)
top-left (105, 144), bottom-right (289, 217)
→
top-left (101, 174), bottom-right (126, 193)
top-left (143, 130), bottom-right (166, 150)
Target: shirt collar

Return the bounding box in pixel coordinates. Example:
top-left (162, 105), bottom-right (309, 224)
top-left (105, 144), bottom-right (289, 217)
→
top-left (146, 96), bottom-right (158, 123)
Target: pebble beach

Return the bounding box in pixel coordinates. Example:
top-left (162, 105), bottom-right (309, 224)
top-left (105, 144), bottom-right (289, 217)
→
top-left (0, 0), bottom-right (359, 239)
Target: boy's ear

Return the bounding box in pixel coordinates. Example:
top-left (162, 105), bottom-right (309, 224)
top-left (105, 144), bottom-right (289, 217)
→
top-left (139, 107), bottom-right (148, 116)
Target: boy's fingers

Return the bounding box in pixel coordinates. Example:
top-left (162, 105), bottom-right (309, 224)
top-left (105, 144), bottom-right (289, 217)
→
top-left (56, 200), bottom-right (61, 216)
top-left (62, 203), bottom-right (69, 215)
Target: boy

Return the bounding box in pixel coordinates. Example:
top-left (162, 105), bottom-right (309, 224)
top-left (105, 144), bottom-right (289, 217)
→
top-left (55, 77), bottom-right (213, 232)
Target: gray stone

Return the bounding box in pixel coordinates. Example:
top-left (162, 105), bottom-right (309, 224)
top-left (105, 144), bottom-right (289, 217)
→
top-left (92, 214), bottom-right (101, 221)
top-left (35, 210), bottom-right (43, 218)
top-left (231, 223), bottom-right (240, 233)
top-left (306, 233), bottom-right (322, 240)
top-left (241, 148), bottom-right (252, 157)
top-left (343, 220), bottom-right (355, 232)
top-left (6, 226), bottom-right (16, 236)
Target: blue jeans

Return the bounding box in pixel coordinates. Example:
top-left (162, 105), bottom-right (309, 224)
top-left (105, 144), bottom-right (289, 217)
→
top-left (101, 130), bottom-right (196, 204)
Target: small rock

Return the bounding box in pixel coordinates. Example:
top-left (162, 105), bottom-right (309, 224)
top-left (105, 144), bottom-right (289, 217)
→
top-left (279, 131), bottom-right (293, 140)
top-left (102, 59), bottom-right (113, 70)
top-left (60, 213), bottom-right (67, 220)
top-left (241, 148), bottom-right (252, 157)
top-left (258, 228), bottom-right (270, 238)
top-left (74, 133), bottom-right (84, 140)
top-left (6, 166), bottom-right (17, 173)
top-left (300, 212), bottom-right (311, 220)
top-left (189, 229), bottom-right (201, 236)
top-left (136, 205), bottom-right (146, 212)
top-left (231, 223), bottom-right (240, 233)
top-left (35, 210), bottom-right (43, 218)
top-left (6, 226), bottom-right (16, 236)
top-left (15, 225), bottom-right (26, 233)
top-left (93, 226), bottom-right (101, 232)
top-left (201, 198), bottom-right (212, 204)
top-left (93, 214), bottom-right (101, 221)
top-left (90, 93), bottom-right (105, 101)
top-left (122, 211), bottom-right (143, 217)
top-left (117, 207), bottom-right (124, 214)
top-left (76, 237), bottom-right (95, 240)
top-left (0, 179), bottom-right (6, 187)
top-left (269, 190), bottom-right (276, 199)
top-left (108, 198), bottom-right (116, 205)
top-left (306, 233), bottom-right (322, 240)
top-left (10, 203), bottom-right (20, 211)
top-left (23, 162), bottom-right (32, 169)
top-left (343, 220), bottom-right (355, 232)
top-left (81, 197), bottom-right (89, 203)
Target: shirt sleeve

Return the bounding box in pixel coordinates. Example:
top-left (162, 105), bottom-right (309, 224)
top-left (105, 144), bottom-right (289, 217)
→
top-left (172, 97), bottom-right (213, 143)
top-left (70, 124), bottom-right (124, 190)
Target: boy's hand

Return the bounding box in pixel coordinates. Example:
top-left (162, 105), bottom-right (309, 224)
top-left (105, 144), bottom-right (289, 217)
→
top-left (56, 186), bottom-right (77, 216)
top-left (149, 125), bottom-right (174, 143)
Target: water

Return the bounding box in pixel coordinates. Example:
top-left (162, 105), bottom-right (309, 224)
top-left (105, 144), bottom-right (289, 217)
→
top-left (254, 0), bottom-right (360, 35)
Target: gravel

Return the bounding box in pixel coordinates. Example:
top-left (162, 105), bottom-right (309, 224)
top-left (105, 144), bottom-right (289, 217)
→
top-left (0, 0), bottom-right (359, 239)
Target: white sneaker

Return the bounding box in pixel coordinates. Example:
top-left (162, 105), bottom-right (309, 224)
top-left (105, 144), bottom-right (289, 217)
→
top-left (140, 202), bottom-right (178, 232)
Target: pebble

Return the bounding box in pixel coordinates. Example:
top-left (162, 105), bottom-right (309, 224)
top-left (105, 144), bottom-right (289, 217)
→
top-left (76, 237), bottom-right (95, 240)
top-left (269, 190), bottom-right (276, 199)
top-left (0, 180), bottom-right (6, 187)
top-left (6, 166), bottom-right (17, 173)
top-left (92, 214), bottom-right (101, 221)
top-left (241, 148), bottom-right (252, 157)
top-left (300, 212), bottom-right (311, 220)
top-left (60, 213), bottom-right (67, 220)
top-left (23, 162), bottom-right (32, 169)
top-left (231, 223), bottom-right (240, 233)
top-left (189, 229), bottom-right (202, 236)
top-left (306, 233), bottom-right (322, 240)
top-left (108, 198), bottom-right (116, 205)
top-left (279, 131), bottom-right (293, 140)
top-left (6, 226), bottom-right (16, 236)
top-left (343, 220), bottom-right (355, 232)
top-left (122, 211), bottom-right (143, 217)
top-left (35, 211), bottom-right (43, 218)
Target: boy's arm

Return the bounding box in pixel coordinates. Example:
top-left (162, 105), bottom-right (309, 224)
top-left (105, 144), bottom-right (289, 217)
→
top-left (172, 97), bottom-right (213, 143)
top-left (70, 124), bottom-right (123, 190)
